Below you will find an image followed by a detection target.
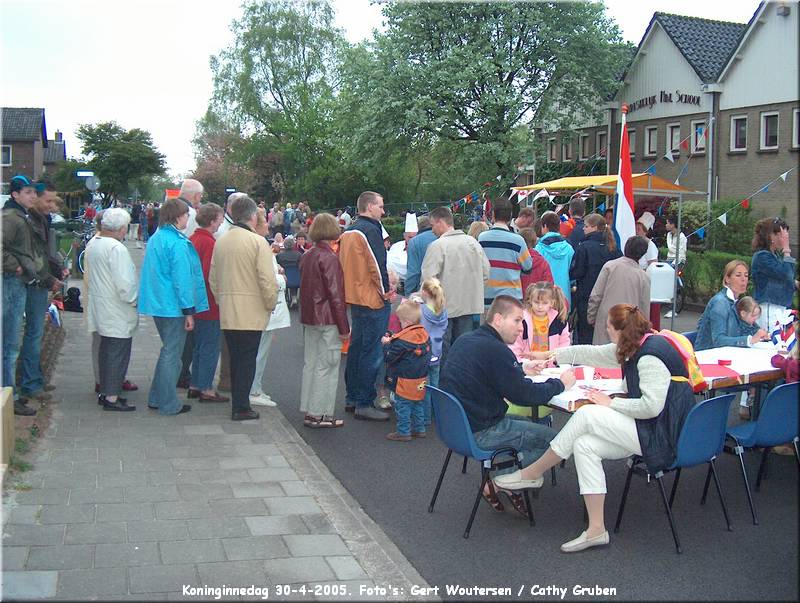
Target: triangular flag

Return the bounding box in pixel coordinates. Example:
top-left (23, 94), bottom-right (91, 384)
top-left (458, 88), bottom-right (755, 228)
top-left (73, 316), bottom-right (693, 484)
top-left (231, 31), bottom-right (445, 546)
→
top-left (718, 213), bottom-right (727, 226)
top-left (646, 165), bottom-right (656, 175)
top-left (780, 170), bottom-right (790, 182)
top-left (664, 149), bottom-right (674, 163)
top-left (760, 184), bottom-right (770, 194)
top-left (742, 199), bottom-right (750, 209)
top-left (597, 202), bottom-right (605, 213)
top-left (517, 190), bottom-right (530, 201)
top-left (696, 227), bottom-right (705, 240)
top-left (680, 138), bottom-right (689, 151)
top-left (696, 126), bottom-right (705, 139)
top-left (509, 189), bottom-right (518, 199)
top-left (533, 189), bottom-right (550, 201)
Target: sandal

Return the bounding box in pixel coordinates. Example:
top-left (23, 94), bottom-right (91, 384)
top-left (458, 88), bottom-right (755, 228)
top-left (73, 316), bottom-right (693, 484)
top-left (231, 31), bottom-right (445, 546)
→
top-left (498, 489), bottom-right (529, 518)
top-left (481, 482), bottom-right (505, 512)
top-left (303, 414), bottom-right (345, 428)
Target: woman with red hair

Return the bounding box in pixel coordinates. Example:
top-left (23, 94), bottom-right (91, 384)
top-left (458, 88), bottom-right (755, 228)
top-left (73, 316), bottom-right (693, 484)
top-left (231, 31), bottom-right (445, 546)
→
top-left (495, 304), bottom-right (695, 553)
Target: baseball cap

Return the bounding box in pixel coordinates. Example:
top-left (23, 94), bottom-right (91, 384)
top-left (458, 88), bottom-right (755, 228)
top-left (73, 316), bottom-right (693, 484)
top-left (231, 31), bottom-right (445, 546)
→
top-left (10, 174), bottom-right (39, 194)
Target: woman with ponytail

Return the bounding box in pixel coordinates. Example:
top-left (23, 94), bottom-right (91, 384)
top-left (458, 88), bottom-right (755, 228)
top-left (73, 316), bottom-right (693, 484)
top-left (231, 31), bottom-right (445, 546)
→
top-left (570, 214), bottom-right (621, 344)
top-left (495, 304), bottom-right (695, 553)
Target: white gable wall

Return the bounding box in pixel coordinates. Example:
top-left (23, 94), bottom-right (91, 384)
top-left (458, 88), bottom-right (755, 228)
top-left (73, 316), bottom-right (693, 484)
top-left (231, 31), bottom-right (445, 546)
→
top-left (616, 23), bottom-right (710, 123)
top-left (720, 3), bottom-right (799, 109)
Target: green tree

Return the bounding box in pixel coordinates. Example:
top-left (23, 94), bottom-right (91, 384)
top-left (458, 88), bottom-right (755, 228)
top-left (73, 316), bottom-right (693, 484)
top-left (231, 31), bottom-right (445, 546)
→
top-left (367, 2), bottom-right (632, 182)
top-left (208, 0), bottom-right (345, 202)
top-left (49, 158), bottom-right (89, 194)
top-left (75, 121), bottom-right (166, 204)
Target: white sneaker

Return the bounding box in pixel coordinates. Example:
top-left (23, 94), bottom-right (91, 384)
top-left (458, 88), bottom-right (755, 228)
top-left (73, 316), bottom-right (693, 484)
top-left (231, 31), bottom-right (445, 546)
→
top-left (663, 310), bottom-right (674, 318)
top-left (249, 393), bottom-right (276, 407)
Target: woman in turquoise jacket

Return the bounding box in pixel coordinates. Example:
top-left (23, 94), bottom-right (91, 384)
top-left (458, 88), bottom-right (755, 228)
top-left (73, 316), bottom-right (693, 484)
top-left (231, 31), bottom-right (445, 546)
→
top-left (139, 199), bottom-right (208, 416)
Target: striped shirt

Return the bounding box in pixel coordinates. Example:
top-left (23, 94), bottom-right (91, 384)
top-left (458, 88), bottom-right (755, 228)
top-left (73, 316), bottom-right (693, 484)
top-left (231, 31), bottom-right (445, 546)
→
top-left (478, 227), bottom-right (532, 306)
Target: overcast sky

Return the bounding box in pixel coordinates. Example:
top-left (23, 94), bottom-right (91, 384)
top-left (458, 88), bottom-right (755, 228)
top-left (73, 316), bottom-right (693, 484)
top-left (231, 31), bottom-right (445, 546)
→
top-left (1, 0), bottom-right (759, 177)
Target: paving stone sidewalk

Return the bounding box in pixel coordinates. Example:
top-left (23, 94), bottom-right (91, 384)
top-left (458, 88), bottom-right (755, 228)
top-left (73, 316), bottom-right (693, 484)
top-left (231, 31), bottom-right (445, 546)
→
top-left (2, 241), bottom-right (431, 601)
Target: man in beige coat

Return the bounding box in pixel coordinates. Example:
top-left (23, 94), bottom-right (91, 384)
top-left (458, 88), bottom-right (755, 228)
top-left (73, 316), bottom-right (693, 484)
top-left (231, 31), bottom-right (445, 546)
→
top-left (421, 206), bottom-right (491, 367)
top-left (587, 236), bottom-right (651, 345)
top-left (209, 195), bottom-right (278, 421)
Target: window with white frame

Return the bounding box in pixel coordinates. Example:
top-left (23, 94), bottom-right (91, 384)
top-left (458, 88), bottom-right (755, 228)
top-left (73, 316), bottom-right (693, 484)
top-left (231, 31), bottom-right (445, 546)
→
top-left (548, 138), bottom-right (557, 162)
top-left (730, 115), bottom-right (747, 151)
top-left (644, 126), bottom-right (658, 157)
top-left (597, 131), bottom-right (607, 157)
top-left (627, 129), bottom-right (636, 158)
top-left (562, 137), bottom-right (573, 161)
top-left (667, 123), bottom-right (681, 153)
top-left (792, 108), bottom-right (799, 148)
top-left (579, 134), bottom-right (590, 160)
top-left (1, 145), bottom-right (10, 167)
top-left (760, 112), bottom-right (779, 150)
top-left (690, 120), bottom-right (706, 153)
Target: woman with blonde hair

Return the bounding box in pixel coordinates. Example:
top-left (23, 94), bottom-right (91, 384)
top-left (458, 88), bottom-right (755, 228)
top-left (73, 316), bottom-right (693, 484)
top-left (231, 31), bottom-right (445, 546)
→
top-left (468, 220), bottom-right (488, 240)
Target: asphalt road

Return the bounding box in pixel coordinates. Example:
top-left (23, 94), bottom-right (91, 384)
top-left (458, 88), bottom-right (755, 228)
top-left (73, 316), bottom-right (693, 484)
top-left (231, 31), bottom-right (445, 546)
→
top-left (262, 307), bottom-right (797, 601)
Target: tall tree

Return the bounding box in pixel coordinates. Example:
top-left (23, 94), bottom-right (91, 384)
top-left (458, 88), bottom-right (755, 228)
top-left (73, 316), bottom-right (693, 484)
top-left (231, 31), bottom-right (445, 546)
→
top-left (208, 0), bottom-right (345, 201)
top-left (75, 121), bottom-right (166, 203)
top-left (369, 2), bottom-right (632, 178)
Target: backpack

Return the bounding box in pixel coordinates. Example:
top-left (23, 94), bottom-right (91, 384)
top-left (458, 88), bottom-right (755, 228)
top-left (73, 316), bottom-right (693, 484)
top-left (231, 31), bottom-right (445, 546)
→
top-left (643, 330), bottom-right (707, 394)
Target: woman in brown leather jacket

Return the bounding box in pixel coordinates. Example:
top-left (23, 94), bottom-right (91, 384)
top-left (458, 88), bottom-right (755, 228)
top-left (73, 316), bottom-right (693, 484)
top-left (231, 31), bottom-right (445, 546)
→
top-left (298, 213), bottom-right (350, 427)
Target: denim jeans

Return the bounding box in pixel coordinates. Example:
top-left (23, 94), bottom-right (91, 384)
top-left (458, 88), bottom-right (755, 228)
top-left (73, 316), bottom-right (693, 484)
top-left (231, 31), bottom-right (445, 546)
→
top-left (423, 363), bottom-right (440, 426)
top-left (344, 303), bottom-right (390, 408)
top-left (2, 275), bottom-right (28, 399)
top-left (473, 415), bottom-right (556, 476)
top-left (392, 393), bottom-right (425, 436)
top-left (191, 319), bottom-right (220, 391)
top-left (149, 316), bottom-right (188, 415)
top-left (440, 314), bottom-right (479, 369)
top-left (20, 285), bottom-right (50, 395)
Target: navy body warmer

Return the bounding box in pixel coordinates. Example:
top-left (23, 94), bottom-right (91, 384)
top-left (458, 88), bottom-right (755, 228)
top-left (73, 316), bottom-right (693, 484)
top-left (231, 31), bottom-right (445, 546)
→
top-left (623, 335), bottom-right (696, 473)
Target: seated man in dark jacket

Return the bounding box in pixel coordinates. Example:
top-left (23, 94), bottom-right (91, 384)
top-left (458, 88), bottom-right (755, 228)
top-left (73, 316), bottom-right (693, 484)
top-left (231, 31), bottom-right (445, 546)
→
top-left (439, 295), bottom-right (576, 515)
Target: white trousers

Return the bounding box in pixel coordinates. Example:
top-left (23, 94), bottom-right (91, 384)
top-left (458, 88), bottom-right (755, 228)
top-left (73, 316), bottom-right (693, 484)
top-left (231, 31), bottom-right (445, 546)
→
top-left (128, 223), bottom-right (140, 240)
top-left (250, 331), bottom-right (274, 396)
top-left (756, 302), bottom-right (787, 332)
top-left (550, 404), bottom-right (643, 495)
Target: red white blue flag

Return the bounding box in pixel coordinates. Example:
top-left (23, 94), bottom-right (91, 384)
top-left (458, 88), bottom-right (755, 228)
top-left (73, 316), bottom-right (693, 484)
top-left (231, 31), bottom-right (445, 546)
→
top-left (613, 106), bottom-right (635, 250)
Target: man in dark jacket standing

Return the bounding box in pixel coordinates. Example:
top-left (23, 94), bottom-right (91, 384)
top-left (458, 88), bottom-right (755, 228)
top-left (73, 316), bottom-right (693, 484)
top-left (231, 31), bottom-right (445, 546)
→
top-left (2, 175), bottom-right (45, 415)
top-left (19, 182), bottom-right (64, 403)
top-left (339, 191), bottom-right (395, 421)
top-left (440, 296), bottom-right (575, 500)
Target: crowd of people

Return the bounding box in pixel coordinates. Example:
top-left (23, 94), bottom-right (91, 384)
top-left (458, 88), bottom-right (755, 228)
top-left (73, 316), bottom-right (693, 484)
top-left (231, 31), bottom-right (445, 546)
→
top-left (3, 174), bottom-right (798, 552)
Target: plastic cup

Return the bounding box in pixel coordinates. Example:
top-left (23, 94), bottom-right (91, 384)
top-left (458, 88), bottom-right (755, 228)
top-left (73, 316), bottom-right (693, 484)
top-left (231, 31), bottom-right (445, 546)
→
top-left (583, 366), bottom-right (595, 381)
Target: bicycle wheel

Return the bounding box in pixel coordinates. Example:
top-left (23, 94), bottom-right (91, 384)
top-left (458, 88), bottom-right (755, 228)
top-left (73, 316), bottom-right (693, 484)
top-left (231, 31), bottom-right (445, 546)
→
top-left (77, 249), bottom-right (87, 275)
top-left (675, 287), bottom-right (685, 314)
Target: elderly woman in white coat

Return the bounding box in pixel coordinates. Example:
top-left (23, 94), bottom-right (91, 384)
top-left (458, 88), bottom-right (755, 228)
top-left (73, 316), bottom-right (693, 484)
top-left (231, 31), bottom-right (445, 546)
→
top-left (85, 208), bottom-right (138, 411)
top-left (249, 208), bottom-right (290, 406)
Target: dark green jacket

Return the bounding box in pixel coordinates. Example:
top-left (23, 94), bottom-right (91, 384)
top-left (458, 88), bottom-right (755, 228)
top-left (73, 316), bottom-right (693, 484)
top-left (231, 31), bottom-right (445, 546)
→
top-left (2, 199), bottom-right (44, 283)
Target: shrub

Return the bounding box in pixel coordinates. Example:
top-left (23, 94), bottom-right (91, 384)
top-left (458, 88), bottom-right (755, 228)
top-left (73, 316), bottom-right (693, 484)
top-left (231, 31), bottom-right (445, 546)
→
top-left (670, 248), bottom-right (754, 302)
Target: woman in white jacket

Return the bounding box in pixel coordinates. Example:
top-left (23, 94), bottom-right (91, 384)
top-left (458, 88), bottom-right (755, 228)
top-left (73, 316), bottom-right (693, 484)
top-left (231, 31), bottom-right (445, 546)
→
top-left (85, 208), bottom-right (139, 411)
top-left (250, 209), bottom-right (291, 406)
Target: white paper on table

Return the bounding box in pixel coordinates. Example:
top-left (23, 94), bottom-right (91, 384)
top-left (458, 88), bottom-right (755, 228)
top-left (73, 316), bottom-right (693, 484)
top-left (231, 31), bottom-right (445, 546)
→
top-left (542, 380), bottom-right (626, 412)
top-left (694, 346), bottom-right (778, 380)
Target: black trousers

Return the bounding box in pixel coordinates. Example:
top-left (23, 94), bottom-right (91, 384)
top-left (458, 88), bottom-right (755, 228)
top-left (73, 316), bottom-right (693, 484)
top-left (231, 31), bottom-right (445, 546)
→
top-left (98, 336), bottom-right (133, 397)
top-left (223, 329), bottom-right (262, 413)
top-left (179, 330), bottom-right (194, 382)
top-left (574, 297), bottom-right (595, 345)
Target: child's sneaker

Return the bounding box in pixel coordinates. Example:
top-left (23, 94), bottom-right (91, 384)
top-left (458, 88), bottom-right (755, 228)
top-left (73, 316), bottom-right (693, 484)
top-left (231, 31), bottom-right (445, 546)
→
top-left (376, 395), bottom-right (392, 411)
top-left (386, 432), bottom-right (411, 442)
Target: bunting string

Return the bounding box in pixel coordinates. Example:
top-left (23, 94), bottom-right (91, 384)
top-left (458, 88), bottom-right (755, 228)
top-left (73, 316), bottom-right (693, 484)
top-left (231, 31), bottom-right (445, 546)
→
top-left (684, 165), bottom-right (796, 240)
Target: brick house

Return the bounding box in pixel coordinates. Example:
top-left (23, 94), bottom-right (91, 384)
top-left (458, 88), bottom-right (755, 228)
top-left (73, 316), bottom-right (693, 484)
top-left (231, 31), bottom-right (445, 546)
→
top-left (531, 2), bottom-right (799, 247)
top-left (1, 107), bottom-right (49, 194)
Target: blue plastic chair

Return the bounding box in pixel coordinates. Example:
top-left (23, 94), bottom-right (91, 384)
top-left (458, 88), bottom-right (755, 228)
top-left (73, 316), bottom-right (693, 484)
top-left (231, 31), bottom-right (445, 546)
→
top-left (283, 265), bottom-right (300, 305)
top-left (725, 381), bottom-right (800, 525)
top-left (614, 394), bottom-right (735, 554)
top-left (426, 386), bottom-right (535, 538)
top-left (682, 331), bottom-right (697, 346)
